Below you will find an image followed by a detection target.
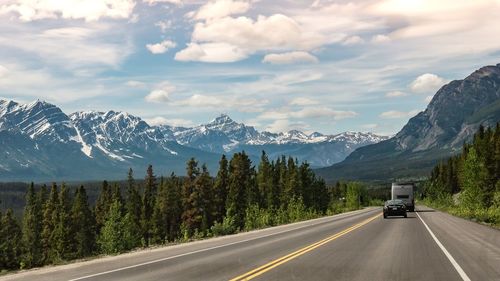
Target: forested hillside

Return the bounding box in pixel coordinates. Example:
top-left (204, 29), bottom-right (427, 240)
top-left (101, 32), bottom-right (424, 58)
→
top-left (423, 124), bottom-right (500, 225)
top-left (0, 152), bottom-right (371, 272)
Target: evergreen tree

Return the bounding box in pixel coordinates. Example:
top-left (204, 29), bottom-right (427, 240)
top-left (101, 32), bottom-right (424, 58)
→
top-left (213, 155), bottom-right (229, 224)
top-left (51, 183), bottom-right (74, 261)
top-left (257, 151), bottom-right (274, 209)
top-left (226, 152), bottom-right (253, 229)
top-left (71, 186), bottom-right (95, 258)
top-left (0, 209), bottom-right (22, 270)
top-left (123, 168), bottom-right (142, 250)
top-left (98, 199), bottom-right (125, 254)
top-left (95, 180), bottom-right (112, 233)
top-left (181, 158), bottom-right (202, 235)
top-left (41, 183), bottom-right (58, 264)
top-left (196, 164), bottom-right (214, 232)
top-left (21, 182), bottom-right (43, 268)
top-left (142, 165), bottom-right (156, 246)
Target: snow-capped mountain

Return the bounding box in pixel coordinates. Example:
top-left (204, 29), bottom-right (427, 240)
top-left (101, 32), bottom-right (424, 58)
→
top-left (161, 114), bottom-right (388, 166)
top-left (0, 100), bottom-right (387, 181)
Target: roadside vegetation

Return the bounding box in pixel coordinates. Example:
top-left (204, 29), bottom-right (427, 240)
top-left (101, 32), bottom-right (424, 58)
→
top-left (422, 123), bottom-right (500, 227)
top-left (0, 151), bottom-right (377, 273)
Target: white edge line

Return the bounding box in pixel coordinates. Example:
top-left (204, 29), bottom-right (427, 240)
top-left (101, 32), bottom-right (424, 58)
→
top-left (69, 208), bottom-right (376, 281)
top-left (416, 210), bottom-right (471, 281)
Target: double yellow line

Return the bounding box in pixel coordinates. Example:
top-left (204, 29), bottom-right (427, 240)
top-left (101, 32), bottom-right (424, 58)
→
top-left (230, 213), bottom-right (380, 281)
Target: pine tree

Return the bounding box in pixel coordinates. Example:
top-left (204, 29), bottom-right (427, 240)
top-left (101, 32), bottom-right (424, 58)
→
top-left (226, 152), bottom-right (253, 229)
top-left (181, 158), bottom-right (201, 235)
top-left (0, 209), bottom-right (23, 270)
top-left (71, 186), bottom-right (95, 258)
top-left (257, 151), bottom-right (273, 209)
top-left (165, 173), bottom-right (182, 241)
top-left (196, 164), bottom-right (214, 232)
top-left (41, 183), bottom-right (58, 264)
top-left (151, 180), bottom-right (167, 244)
top-left (51, 183), bottom-right (74, 262)
top-left (98, 199), bottom-right (125, 254)
top-left (142, 165), bottom-right (156, 246)
top-left (21, 182), bottom-right (43, 268)
top-left (123, 168), bottom-right (142, 250)
top-left (213, 155), bottom-right (229, 224)
top-left (95, 180), bottom-right (112, 233)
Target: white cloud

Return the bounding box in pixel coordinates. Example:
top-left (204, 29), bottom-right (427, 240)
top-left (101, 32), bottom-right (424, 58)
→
top-left (0, 0), bottom-right (136, 22)
top-left (342, 35), bottom-right (365, 45)
top-left (258, 107), bottom-right (357, 121)
top-left (145, 116), bottom-right (194, 127)
top-left (371, 34), bottom-right (391, 43)
top-left (385, 91), bottom-right (408, 98)
top-left (143, 0), bottom-right (182, 6)
top-left (379, 109), bottom-right (420, 119)
top-left (173, 94), bottom-right (267, 111)
top-left (289, 97), bottom-right (318, 106)
top-left (424, 95), bottom-right (434, 103)
top-left (410, 73), bottom-right (447, 94)
top-left (146, 40), bottom-right (177, 54)
top-left (0, 25), bottom-right (133, 70)
top-left (0, 65), bottom-right (8, 78)
top-left (126, 80), bottom-right (146, 87)
top-left (265, 119), bottom-right (311, 133)
top-left (192, 0), bottom-right (250, 20)
top-left (262, 51), bottom-right (318, 64)
top-left (175, 42), bottom-right (248, 63)
top-left (176, 13), bottom-right (324, 63)
top-left (145, 82), bottom-right (175, 103)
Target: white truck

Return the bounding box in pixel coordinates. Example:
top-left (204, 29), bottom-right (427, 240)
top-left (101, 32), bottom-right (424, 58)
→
top-left (391, 182), bottom-right (415, 212)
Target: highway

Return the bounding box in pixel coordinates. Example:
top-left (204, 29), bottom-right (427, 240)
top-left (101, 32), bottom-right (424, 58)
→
top-left (2, 206), bottom-right (499, 281)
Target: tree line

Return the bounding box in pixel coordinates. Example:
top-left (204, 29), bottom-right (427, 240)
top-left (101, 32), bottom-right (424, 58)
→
top-left (0, 151), bottom-right (369, 271)
top-left (423, 123), bottom-right (500, 225)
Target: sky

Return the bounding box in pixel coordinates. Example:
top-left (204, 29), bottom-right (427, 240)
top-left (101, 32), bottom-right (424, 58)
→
top-left (0, 0), bottom-right (499, 135)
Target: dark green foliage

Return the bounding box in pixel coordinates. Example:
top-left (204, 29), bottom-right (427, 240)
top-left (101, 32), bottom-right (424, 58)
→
top-left (41, 183), bottom-right (58, 264)
top-left (122, 168), bottom-right (142, 250)
top-left (0, 209), bottom-right (22, 270)
top-left (141, 165), bottom-right (156, 246)
top-left (94, 180), bottom-right (112, 233)
top-left (98, 199), bottom-right (125, 254)
top-left (21, 182), bottom-right (43, 268)
top-left (71, 186), bottom-right (95, 258)
top-left (213, 155), bottom-right (229, 224)
top-left (4, 151), bottom-right (335, 271)
top-left (51, 184), bottom-right (74, 262)
top-left (424, 123), bottom-right (500, 225)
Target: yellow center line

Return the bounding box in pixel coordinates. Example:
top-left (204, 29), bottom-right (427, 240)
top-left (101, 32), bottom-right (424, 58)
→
top-left (229, 213), bottom-right (380, 281)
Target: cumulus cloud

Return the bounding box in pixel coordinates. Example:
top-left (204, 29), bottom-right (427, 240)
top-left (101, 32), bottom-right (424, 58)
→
top-left (155, 20), bottom-right (172, 33)
top-left (175, 42), bottom-right (248, 63)
top-left (175, 13), bottom-right (324, 63)
top-left (262, 51), bottom-right (318, 64)
top-left (192, 0), bottom-right (250, 20)
top-left (410, 73), bottom-right (447, 94)
top-left (385, 91), bottom-right (408, 98)
top-left (0, 0), bottom-right (136, 22)
top-left (265, 119), bottom-right (310, 133)
top-left (146, 40), bottom-right (177, 54)
top-left (379, 109), bottom-right (420, 119)
top-left (145, 82), bottom-right (175, 103)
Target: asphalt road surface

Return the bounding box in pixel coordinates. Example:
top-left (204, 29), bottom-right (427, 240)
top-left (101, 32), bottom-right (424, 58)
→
top-left (2, 206), bottom-right (499, 281)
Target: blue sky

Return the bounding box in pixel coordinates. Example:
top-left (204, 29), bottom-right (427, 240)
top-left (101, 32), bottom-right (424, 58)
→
top-left (1, 0), bottom-right (499, 135)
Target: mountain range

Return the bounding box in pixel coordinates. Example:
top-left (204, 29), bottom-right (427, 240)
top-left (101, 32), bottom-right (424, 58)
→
top-left (0, 100), bottom-right (387, 181)
top-left (316, 63), bottom-right (500, 183)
